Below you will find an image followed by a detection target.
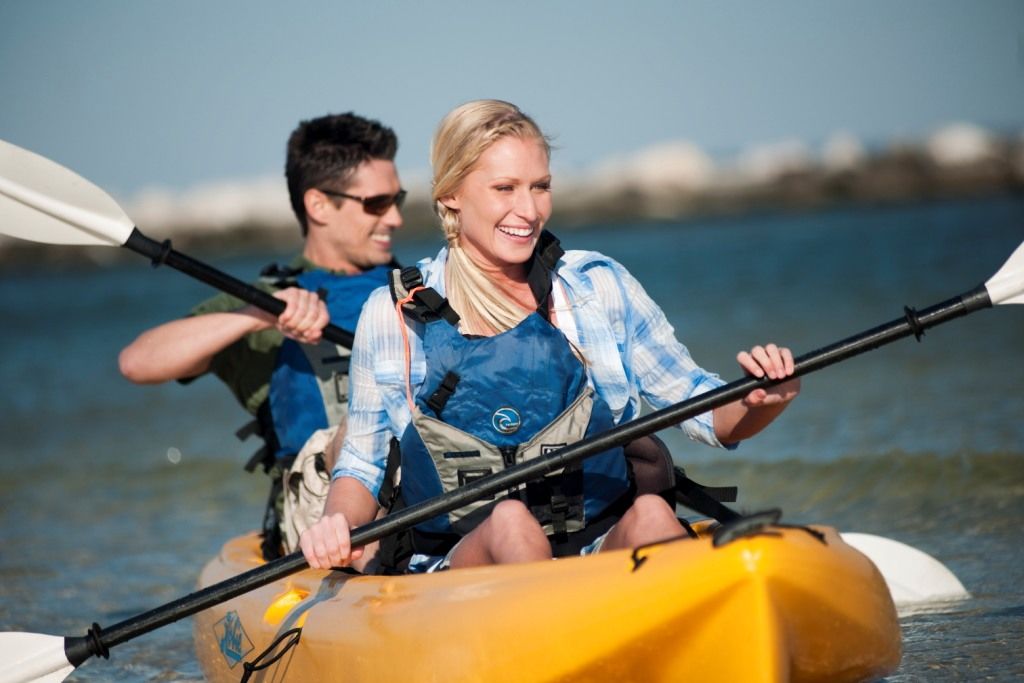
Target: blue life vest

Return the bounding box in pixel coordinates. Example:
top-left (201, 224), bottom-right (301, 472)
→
top-left (396, 286), bottom-right (631, 553)
top-left (267, 265), bottom-right (391, 460)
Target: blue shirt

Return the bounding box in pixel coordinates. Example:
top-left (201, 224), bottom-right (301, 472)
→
top-left (333, 246), bottom-right (730, 498)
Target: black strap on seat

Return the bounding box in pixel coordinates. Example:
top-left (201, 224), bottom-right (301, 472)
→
top-left (236, 418), bottom-right (261, 442)
top-left (426, 371), bottom-right (461, 416)
top-left (243, 445), bottom-right (271, 474)
top-left (241, 401), bottom-right (280, 474)
top-left (259, 458), bottom-right (293, 561)
top-left (673, 466), bottom-right (742, 524)
top-left (672, 467), bottom-right (825, 547)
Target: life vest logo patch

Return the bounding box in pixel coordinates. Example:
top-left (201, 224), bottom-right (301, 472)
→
top-left (492, 407), bottom-right (521, 434)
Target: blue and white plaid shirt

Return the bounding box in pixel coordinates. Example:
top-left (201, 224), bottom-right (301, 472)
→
top-left (332, 246), bottom-right (730, 498)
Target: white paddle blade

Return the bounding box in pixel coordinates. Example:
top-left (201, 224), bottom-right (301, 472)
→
top-left (0, 632), bottom-right (74, 683)
top-left (841, 532), bottom-right (970, 607)
top-left (985, 240), bottom-right (1024, 305)
top-left (0, 139), bottom-right (134, 247)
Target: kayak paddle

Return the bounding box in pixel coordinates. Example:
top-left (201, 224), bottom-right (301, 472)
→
top-left (840, 533), bottom-right (969, 607)
top-left (0, 138), bottom-right (354, 347)
top-left (1, 230), bottom-right (1020, 682)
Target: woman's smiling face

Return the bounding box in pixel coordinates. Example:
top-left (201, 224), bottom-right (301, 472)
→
top-left (444, 135), bottom-right (552, 276)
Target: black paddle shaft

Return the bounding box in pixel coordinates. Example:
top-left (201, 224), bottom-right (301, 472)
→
top-left (63, 282), bottom-right (992, 667)
top-left (123, 227), bottom-right (355, 347)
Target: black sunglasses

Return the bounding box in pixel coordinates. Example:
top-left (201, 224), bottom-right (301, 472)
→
top-left (319, 188), bottom-right (407, 216)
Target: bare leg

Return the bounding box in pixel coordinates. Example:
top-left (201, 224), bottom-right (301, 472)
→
top-left (600, 494), bottom-right (685, 552)
top-left (449, 500), bottom-right (552, 569)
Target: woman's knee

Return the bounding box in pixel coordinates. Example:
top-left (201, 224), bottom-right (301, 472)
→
top-left (475, 499), bottom-right (550, 564)
top-left (487, 499), bottom-right (542, 535)
top-left (631, 494), bottom-right (677, 523)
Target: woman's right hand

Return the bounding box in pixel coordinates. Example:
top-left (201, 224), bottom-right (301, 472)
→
top-left (299, 512), bottom-right (364, 569)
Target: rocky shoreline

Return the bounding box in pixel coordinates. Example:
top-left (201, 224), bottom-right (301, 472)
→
top-left (2, 123), bottom-right (1021, 269)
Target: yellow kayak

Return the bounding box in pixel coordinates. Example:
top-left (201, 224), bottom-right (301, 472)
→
top-left (193, 523), bottom-right (900, 682)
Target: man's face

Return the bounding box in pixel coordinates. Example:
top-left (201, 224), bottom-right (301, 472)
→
top-left (308, 158), bottom-right (403, 273)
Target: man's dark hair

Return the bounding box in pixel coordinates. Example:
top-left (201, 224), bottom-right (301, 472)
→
top-left (286, 113), bottom-right (398, 235)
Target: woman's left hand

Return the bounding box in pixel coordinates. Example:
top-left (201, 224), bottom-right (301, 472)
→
top-left (736, 343), bottom-right (801, 407)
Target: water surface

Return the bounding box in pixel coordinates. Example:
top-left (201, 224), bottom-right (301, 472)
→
top-left (1, 196), bottom-right (1022, 680)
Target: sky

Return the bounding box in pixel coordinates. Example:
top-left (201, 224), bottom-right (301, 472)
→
top-left (1, 1), bottom-right (1022, 204)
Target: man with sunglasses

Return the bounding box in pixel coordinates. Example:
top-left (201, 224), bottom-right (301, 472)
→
top-left (119, 113), bottom-right (405, 558)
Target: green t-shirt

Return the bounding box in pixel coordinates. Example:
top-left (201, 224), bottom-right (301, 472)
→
top-left (187, 255), bottom-right (319, 415)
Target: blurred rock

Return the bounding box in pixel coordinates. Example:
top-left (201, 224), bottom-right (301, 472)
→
top-left (2, 123), bottom-right (1021, 267)
top-left (926, 123), bottom-right (999, 167)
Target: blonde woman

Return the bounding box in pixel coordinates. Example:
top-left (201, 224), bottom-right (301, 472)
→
top-left (300, 100), bottom-right (799, 573)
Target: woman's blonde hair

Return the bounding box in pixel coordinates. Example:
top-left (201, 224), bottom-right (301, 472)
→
top-left (430, 100), bottom-right (552, 335)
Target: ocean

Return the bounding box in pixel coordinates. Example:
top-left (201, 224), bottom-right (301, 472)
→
top-left (1, 195), bottom-right (1022, 681)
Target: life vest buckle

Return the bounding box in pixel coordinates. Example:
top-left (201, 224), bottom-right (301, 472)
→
top-left (499, 445), bottom-right (518, 468)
